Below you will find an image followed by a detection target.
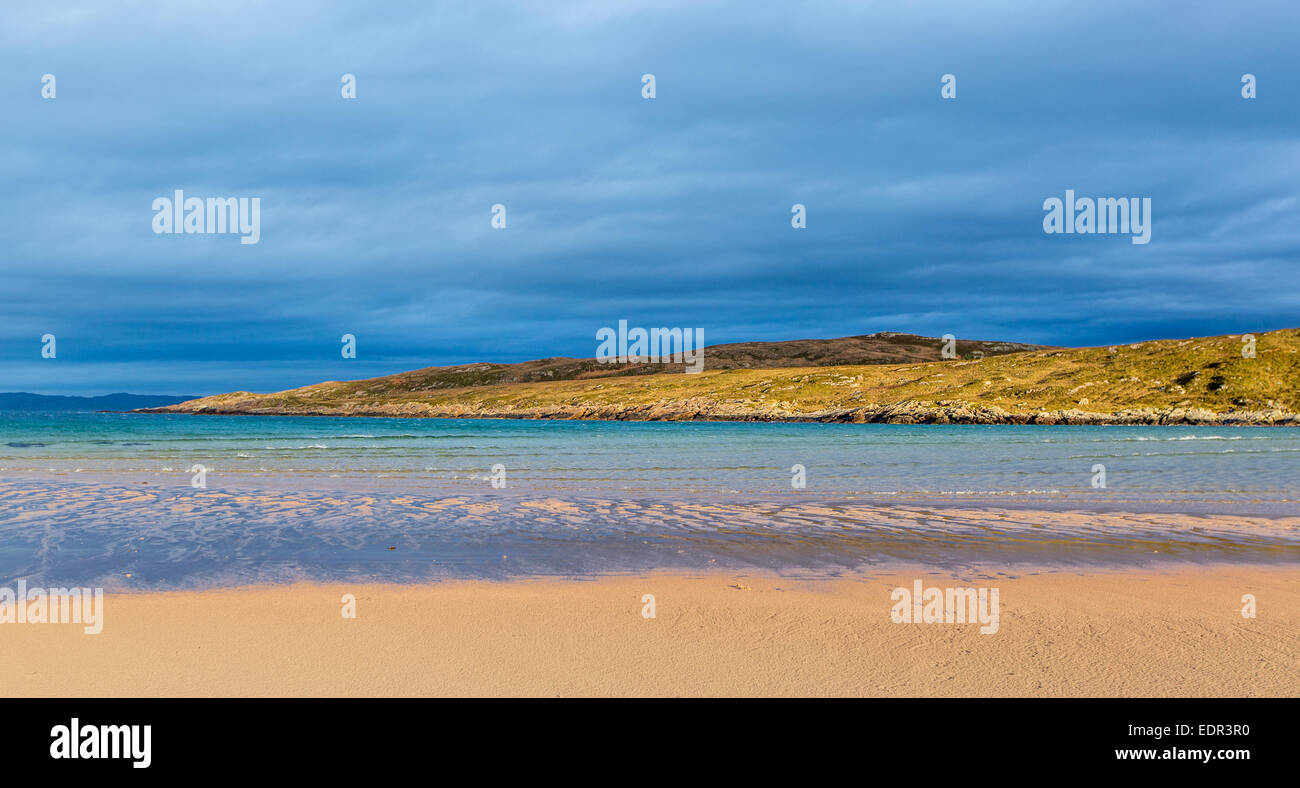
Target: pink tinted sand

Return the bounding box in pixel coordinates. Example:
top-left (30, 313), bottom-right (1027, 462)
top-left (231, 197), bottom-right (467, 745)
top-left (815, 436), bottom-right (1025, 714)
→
top-left (2, 565), bottom-right (1295, 697)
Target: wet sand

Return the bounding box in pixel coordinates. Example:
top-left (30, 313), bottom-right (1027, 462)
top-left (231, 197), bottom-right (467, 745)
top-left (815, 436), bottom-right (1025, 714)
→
top-left (4, 477), bottom-right (1299, 587)
top-left (3, 565), bottom-right (1295, 697)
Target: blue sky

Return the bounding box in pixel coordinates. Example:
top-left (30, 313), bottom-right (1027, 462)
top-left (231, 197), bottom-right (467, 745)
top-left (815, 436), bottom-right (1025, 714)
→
top-left (2, 0), bottom-right (1297, 395)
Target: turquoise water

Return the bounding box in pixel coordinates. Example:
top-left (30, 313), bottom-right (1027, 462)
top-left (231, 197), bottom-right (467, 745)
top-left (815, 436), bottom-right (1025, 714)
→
top-left (1, 413), bottom-right (1298, 587)
top-left (4, 412), bottom-right (1300, 500)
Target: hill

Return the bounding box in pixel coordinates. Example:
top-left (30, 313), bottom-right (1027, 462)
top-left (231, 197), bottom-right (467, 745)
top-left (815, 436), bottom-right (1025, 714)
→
top-left (140, 330), bottom-right (1300, 425)
top-left (294, 332), bottom-right (1046, 391)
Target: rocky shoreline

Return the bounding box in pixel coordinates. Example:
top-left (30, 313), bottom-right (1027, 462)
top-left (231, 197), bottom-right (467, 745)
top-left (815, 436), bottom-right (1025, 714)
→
top-left (138, 398), bottom-right (1300, 426)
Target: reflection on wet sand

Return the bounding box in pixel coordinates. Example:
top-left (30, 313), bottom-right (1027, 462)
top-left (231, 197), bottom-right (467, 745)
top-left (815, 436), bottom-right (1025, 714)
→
top-left (2, 479), bottom-right (1296, 589)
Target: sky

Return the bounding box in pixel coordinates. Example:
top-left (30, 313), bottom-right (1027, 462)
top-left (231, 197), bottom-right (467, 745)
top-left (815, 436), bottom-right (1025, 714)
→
top-left (2, 0), bottom-right (1298, 395)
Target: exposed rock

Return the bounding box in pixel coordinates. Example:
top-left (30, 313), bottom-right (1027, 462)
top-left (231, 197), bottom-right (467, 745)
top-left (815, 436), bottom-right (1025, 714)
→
top-left (141, 398), bottom-right (1300, 426)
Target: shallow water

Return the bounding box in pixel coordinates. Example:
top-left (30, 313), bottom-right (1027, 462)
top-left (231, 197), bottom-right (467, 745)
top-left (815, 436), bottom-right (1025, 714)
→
top-left (1, 413), bottom-right (1298, 587)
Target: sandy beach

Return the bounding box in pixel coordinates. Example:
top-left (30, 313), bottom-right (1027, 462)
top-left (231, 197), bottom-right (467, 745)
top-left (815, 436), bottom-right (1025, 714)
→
top-left (3, 565), bottom-right (1295, 697)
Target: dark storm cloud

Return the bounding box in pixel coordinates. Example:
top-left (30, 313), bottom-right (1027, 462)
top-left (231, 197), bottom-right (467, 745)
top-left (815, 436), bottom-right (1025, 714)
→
top-left (1, 0), bottom-right (1296, 393)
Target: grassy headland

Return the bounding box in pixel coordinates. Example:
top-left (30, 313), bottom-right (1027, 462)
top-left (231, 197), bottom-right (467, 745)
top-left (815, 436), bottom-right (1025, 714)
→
top-left (143, 329), bottom-right (1300, 425)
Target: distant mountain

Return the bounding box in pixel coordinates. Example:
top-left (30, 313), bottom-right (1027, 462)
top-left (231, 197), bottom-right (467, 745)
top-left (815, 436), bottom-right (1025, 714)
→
top-left (0, 392), bottom-right (201, 412)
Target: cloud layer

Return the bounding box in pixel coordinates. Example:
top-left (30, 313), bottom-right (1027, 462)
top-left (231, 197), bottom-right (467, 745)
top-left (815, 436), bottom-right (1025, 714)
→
top-left (3, 0), bottom-right (1297, 394)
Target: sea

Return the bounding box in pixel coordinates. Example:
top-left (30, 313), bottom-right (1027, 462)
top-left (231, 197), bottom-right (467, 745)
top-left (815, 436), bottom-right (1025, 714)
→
top-left (1, 412), bottom-right (1297, 588)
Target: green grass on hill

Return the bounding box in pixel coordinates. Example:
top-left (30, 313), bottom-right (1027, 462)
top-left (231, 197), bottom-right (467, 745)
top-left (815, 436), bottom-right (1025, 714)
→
top-left (161, 329), bottom-right (1300, 422)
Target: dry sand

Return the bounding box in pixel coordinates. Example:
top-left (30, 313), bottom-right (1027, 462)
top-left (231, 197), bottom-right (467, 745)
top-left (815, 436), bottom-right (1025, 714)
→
top-left (2, 565), bottom-right (1295, 697)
